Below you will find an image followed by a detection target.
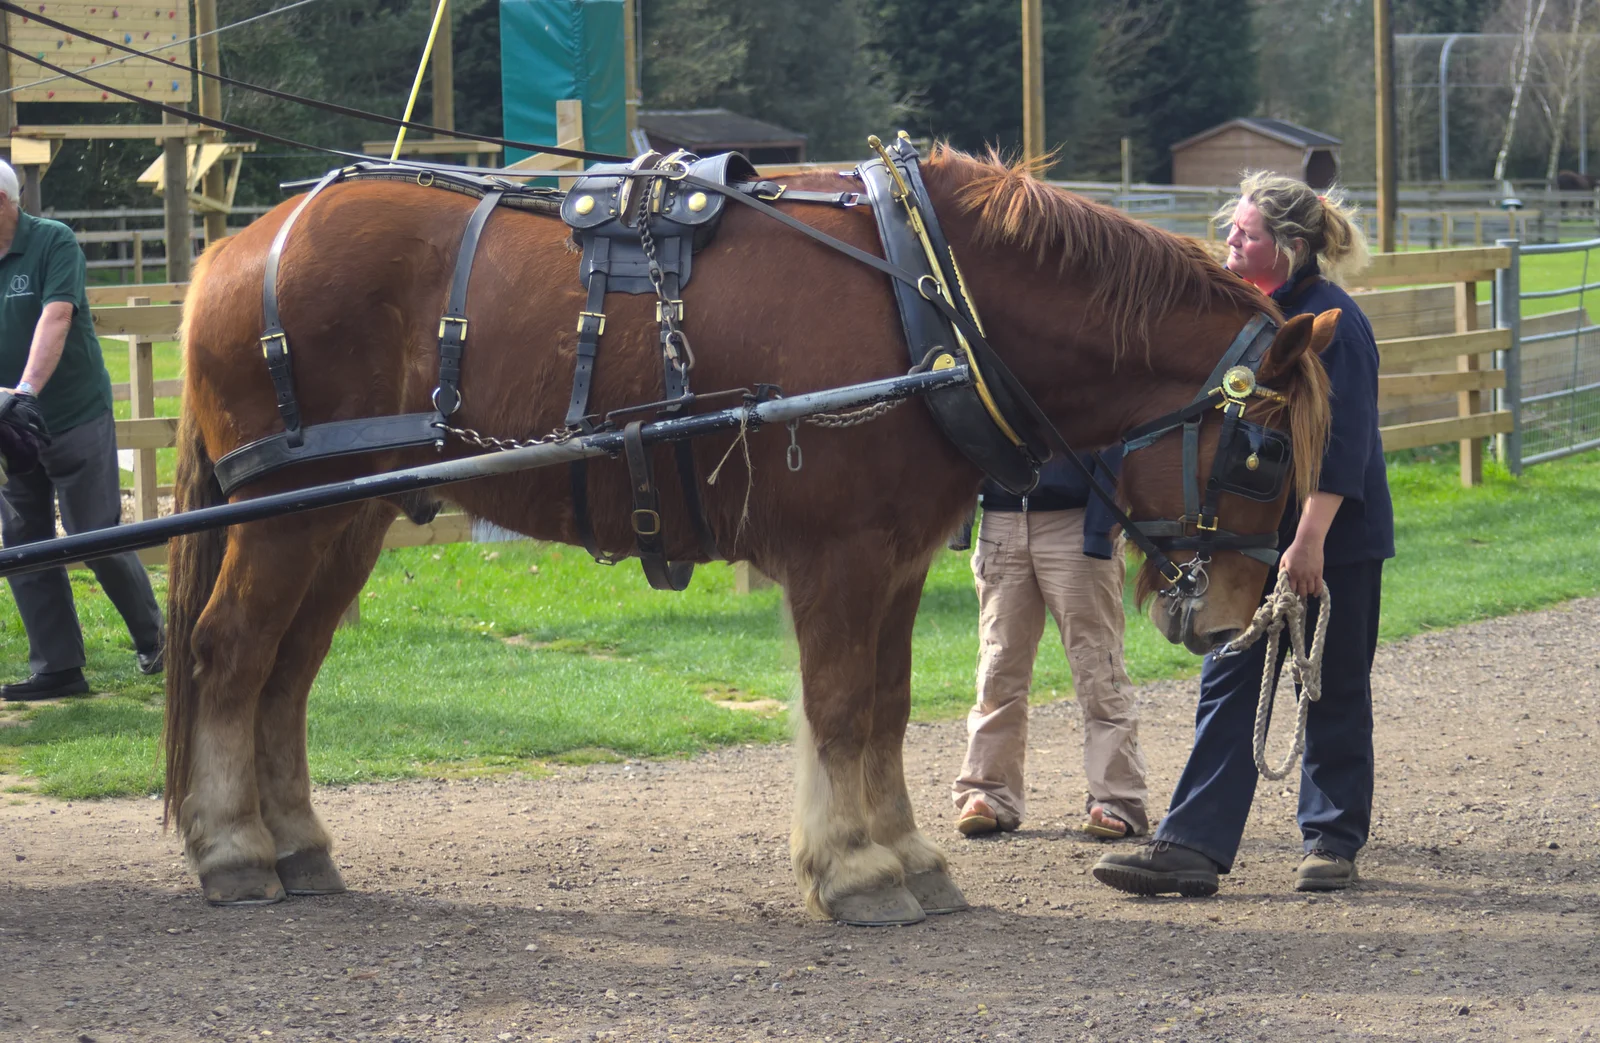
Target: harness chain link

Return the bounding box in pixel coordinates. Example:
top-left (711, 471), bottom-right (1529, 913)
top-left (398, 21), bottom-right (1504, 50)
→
top-left (638, 193), bottom-right (695, 377)
top-left (433, 422), bottom-right (576, 452)
top-left (1216, 570), bottom-right (1332, 781)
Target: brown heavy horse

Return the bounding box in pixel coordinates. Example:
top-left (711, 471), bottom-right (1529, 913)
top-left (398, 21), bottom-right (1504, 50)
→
top-left (164, 147), bottom-right (1335, 925)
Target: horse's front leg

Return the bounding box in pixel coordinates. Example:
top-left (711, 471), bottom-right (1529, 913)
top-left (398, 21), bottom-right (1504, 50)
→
top-left (865, 571), bottom-right (968, 915)
top-left (253, 502), bottom-right (394, 896)
top-left (786, 548), bottom-right (925, 926)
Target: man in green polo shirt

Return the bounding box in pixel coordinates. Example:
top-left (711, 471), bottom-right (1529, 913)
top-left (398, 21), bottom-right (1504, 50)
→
top-left (0, 158), bottom-right (164, 701)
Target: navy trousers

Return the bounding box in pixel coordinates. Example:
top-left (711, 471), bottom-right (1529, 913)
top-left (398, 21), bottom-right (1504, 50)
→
top-left (1154, 558), bottom-right (1382, 871)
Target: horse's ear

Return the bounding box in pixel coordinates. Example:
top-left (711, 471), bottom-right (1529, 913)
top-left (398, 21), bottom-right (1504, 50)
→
top-left (1258, 309), bottom-right (1340, 381)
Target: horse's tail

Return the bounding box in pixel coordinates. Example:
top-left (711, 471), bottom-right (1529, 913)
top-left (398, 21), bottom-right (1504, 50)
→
top-left (163, 242), bottom-right (231, 827)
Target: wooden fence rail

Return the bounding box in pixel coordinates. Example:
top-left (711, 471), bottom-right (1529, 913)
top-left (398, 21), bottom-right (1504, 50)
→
top-left (1347, 245), bottom-right (1516, 485)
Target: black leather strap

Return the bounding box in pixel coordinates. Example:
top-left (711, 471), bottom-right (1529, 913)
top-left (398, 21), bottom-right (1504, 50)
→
top-left (569, 459), bottom-right (621, 566)
top-left (623, 421), bottom-right (694, 591)
top-left (566, 239), bottom-right (610, 430)
top-left (737, 181), bottom-right (862, 208)
top-left (674, 440), bottom-right (719, 560)
top-left (214, 412), bottom-right (442, 497)
top-left (259, 167), bottom-right (344, 447)
top-left (434, 189), bottom-right (504, 418)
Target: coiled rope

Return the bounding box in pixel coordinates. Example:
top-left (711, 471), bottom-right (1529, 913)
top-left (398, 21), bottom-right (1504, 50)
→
top-left (1214, 570), bottom-right (1331, 781)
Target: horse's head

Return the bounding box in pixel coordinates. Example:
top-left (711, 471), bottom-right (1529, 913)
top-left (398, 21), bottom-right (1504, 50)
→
top-left (1121, 310), bottom-right (1336, 653)
top-left (919, 145), bottom-right (1336, 655)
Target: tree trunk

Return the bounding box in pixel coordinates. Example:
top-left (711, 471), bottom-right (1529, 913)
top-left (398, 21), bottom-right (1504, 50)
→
top-left (1543, 1), bottom-right (1592, 186)
top-left (1495, 0), bottom-right (1551, 184)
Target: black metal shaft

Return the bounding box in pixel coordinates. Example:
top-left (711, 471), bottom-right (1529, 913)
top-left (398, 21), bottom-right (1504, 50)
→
top-left (0, 369), bottom-right (970, 579)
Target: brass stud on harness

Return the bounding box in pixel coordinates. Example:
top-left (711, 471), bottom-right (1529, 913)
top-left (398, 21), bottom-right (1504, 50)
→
top-left (1222, 365), bottom-right (1257, 399)
top-left (574, 194), bottom-right (596, 216)
top-left (687, 191), bottom-right (708, 212)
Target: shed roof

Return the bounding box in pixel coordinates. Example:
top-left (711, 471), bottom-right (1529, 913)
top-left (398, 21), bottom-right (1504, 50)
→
top-left (1169, 118), bottom-right (1342, 153)
top-left (637, 108), bottom-right (807, 148)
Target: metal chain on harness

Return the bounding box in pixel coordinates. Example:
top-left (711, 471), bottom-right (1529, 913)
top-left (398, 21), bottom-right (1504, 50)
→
top-left (1213, 569), bottom-right (1332, 781)
top-left (638, 196), bottom-right (696, 378)
top-left (433, 422), bottom-right (577, 452)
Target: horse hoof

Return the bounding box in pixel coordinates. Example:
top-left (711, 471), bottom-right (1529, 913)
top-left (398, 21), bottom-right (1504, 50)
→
top-left (201, 865), bottom-right (286, 907)
top-left (904, 869), bottom-right (969, 915)
top-left (276, 849), bottom-right (347, 896)
top-left (830, 885), bottom-right (926, 927)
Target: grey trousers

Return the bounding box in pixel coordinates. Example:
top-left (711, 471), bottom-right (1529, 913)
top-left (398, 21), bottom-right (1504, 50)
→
top-left (2, 409), bottom-right (163, 675)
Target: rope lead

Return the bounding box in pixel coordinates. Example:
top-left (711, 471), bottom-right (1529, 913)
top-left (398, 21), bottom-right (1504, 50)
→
top-left (1214, 570), bottom-right (1332, 781)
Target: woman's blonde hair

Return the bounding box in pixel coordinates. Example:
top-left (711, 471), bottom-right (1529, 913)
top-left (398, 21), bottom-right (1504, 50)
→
top-left (1214, 171), bottom-right (1371, 285)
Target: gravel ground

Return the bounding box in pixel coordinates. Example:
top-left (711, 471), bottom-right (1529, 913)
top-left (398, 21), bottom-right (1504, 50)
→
top-left (2, 598), bottom-right (1597, 1043)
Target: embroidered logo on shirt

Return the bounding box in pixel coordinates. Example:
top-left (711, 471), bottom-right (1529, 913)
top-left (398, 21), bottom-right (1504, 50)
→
top-left (5, 273), bottom-right (33, 298)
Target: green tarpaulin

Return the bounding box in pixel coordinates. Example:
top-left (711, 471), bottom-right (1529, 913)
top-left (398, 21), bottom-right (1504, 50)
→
top-left (500, 0), bottom-right (627, 165)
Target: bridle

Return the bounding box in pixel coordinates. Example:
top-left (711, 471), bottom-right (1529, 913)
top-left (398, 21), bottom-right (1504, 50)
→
top-left (1112, 312), bottom-right (1294, 601)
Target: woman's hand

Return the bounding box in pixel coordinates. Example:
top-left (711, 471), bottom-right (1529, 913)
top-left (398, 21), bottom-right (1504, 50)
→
top-left (1281, 490), bottom-right (1344, 597)
top-left (1279, 536), bottom-right (1325, 597)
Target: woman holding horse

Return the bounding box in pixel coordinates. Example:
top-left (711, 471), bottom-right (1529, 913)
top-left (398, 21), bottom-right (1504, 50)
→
top-left (1095, 172), bottom-right (1393, 898)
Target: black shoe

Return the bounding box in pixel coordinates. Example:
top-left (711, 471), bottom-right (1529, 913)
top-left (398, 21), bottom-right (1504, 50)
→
top-left (136, 638), bottom-right (164, 676)
top-left (1, 668), bottom-right (90, 702)
top-left (1092, 840), bottom-right (1220, 897)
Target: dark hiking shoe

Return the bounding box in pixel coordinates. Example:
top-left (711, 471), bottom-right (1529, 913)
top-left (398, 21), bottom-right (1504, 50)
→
top-left (136, 636), bottom-right (165, 676)
top-left (1295, 849), bottom-right (1357, 891)
top-left (1092, 840), bottom-right (1220, 897)
top-left (1, 668), bottom-right (90, 701)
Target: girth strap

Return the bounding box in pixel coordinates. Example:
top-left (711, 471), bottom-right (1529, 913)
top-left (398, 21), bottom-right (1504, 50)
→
top-left (434, 189), bottom-right (504, 419)
top-left (622, 421), bottom-right (694, 591)
top-left (259, 167), bottom-right (344, 448)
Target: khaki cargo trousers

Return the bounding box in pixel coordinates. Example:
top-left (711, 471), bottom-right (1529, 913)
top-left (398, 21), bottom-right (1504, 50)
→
top-left (952, 508), bottom-right (1149, 834)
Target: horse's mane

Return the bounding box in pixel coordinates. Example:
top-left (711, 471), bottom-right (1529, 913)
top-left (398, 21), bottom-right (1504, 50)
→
top-left (925, 146), bottom-right (1278, 358)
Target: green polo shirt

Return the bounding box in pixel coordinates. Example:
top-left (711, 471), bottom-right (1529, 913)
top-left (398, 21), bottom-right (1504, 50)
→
top-left (0, 211), bottom-right (112, 433)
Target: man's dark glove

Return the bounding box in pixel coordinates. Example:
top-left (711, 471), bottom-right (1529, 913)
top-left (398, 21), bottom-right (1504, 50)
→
top-left (0, 391), bottom-right (50, 478)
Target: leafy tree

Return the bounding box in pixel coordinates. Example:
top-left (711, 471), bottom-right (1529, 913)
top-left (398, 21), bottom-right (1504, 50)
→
top-left (641, 0), bottom-right (892, 160)
top-left (866, 0), bottom-right (1100, 171)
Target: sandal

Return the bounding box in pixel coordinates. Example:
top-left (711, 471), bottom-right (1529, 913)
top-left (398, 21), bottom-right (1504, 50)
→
top-left (1081, 805), bottom-right (1132, 839)
top-left (956, 796), bottom-right (1001, 837)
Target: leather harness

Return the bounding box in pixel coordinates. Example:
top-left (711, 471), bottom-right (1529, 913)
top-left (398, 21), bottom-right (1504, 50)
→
top-left (216, 138), bottom-right (1300, 599)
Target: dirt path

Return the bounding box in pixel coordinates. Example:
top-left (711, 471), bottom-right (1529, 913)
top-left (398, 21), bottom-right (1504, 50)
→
top-left (3, 599), bottom-right (1598, 1043)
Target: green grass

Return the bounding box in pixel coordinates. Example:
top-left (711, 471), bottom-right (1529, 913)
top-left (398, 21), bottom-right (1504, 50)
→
top-left (4, 450), bottom-right (1600, 799)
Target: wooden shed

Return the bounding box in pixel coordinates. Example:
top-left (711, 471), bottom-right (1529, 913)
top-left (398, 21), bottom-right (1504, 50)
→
top-left (1169, 118), bottom-right (1342, 189)
top-left (637, 108), bottom-right (806, 165)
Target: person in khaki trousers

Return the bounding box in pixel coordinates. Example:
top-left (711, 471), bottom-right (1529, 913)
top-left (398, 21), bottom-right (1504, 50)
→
top-left (953, 448), bottom-right (1149, 839)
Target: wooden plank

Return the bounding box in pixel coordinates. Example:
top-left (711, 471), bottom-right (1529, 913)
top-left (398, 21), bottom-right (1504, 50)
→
top-left (1456, 282), bottom-right (1483, 486)
top-left (382, 512), bottom-right (474, 549)
top-left (1378, 370), bottom-right (1504, 399)
top-left (14, 124), bottom-right (206, 140)
top-left (1378, 328), bottom-right (1509, 369)
top-left (114, 417), bottom-right (179, 450)
top-left (125, 296), bottom-right (160, 521)
top-left (360, 139), bottom-right (501, 155)
top-left (1379, 411), bottom-right (1513, 452)
top-left (88, 282), bottom-right (187, 305)
top-left (111, 378), bottom-right (182, 402)
top-left (90, 303), bottom-right (184, 338)
top-left (1345, 246), bottom-right (1512, 288)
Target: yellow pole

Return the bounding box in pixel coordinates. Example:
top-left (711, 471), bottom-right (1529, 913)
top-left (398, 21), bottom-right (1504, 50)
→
top-left (1021, 0), bottom-right (1044, 169)
top-left (392, 0), bottom-right (452, 161)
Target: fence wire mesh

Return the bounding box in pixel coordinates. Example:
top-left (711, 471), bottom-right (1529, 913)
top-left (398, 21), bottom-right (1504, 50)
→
top-left (1517, 237), bottom-right (1600, 466)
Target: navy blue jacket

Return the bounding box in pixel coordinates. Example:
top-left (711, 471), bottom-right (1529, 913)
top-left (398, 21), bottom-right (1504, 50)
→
top-left (979, 447), bottom-right (1124, 560)
top-left (1271, 266), bottom-right (1395, 565)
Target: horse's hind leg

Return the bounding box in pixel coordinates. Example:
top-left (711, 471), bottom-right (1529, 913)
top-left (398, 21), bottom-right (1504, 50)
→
top-left (254, 501), bottom-right (396, 896)
top-left (787, 545), bottom-right (925, 926)
top-left (179, 507), bottom-right (362, 905)
top-left (866, 571), bottom-right (968, 915)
